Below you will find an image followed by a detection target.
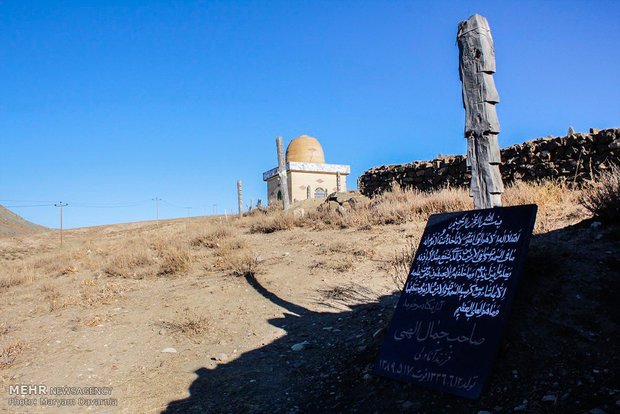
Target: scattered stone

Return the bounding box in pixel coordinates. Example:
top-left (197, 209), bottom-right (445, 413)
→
top-left (291, 341), bottom-right (309, 352)
top-left (477, 411), bottom-right (492, 414)
top-left (591, 222), bottom-right (602, 229)
top-left (590, 409), bottom-right (607, 414)
top-left (161, 347), bottom-right (177, 353)
top-left (71, 327), bottom-right (79, 332)
top-left (514, 403), bottom-right (527, 411)
top-left (542, 394), bottom-right (556, 403)
top-left (159, 329), bottom-right (166, 335)
top-left (293, 208), bottom-right (305, 219)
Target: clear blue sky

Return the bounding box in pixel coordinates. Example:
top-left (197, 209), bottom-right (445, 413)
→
top-left (1, 1), bottom-right (618, 229)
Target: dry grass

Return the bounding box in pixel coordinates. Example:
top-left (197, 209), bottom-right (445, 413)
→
top-left (249, 212), bottom-right (301, 234)
top-left (0, 342), bottom-right (24, 369)
top-left (241, 180), bottom-right (582, 234)
top-left (579, 164), bottom-right (620, 224)
top-left (190, 225), bottom-right (233, 248)
top-left (0, 180), bottom-right (586, 300)
top-left (390, 237), bottom-right (420, 289)
top-left (161, 308), bottom-right (209, 338)
top-left (0, 322), bottom-right (13, 336)
top-left (503, 180), bottom-right (581, 233)
top-left (40, 284), bottom-right (67, 312)
top-left (216, 250), bottom-right (261, 277)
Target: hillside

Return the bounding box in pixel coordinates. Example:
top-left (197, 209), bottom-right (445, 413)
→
top-left (0, 205), bottom-right (48, 237)
top-left (0, 180), bottom-right (618, 413)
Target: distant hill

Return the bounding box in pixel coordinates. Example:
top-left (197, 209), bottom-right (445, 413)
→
top-left (0, 205), bottom-right (49, 236)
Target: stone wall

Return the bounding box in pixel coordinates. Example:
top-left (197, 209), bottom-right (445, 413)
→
top-left (358, 128), bottom-right (619, 197)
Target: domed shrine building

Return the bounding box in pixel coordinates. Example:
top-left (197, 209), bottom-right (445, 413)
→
top-left (262, 135), bottom-right (351, 205)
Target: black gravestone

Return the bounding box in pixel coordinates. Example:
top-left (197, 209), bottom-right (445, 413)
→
top-left (375, 204), bottom-right (537, 399)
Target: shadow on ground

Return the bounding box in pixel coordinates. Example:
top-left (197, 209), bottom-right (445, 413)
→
top-left (163, 218), bottom-right (618, 413)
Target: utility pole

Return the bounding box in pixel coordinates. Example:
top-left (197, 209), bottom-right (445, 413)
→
top-left (54, 202), bottom-right (68, 247)
top-left (276, 136), bottom-right (290, 210)
top-left (213, 204), bottom-right (218, 215)
top-left (152, 197), bottom-right (160, 225)
top-left (237, 180), bottom-right (243, 217)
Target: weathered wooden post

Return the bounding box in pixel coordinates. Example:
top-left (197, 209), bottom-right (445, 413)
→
top-left (276, 136), bottom-right (290, 211)
top-left (457, 14), bottom-right (504, 209)
top-left (307, 185), bottom-right (311, 199)
top-left (237, 180), bottom-right (243, 217)
top-left (336, 172), bottom-right (342, 193)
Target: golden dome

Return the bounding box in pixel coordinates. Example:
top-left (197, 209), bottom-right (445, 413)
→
top-left (286, 135), bottom-right (325, 164)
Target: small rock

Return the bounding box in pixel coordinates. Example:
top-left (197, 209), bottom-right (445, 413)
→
top-left (477, 411), bottom-right (492, 414)
top-left (161, 347), bottom-right (177, 353)
top-left (590, 409), bottom-right (607, 414)
top-left (291, 341), bottom-right (309, 352)
top-left (71, 327), bottom-right (79, 332)
top-left (159, 329), bottom-right (166, 335)
top-left (514, 403), bottom-right (527, 411)
top-left (293, 208), bottom-right (305, 218)
top-left (363, 373), bottom-right (372, 381)
top-left (215, 353), bottom-right (228, 361)
top-left (255, 255), bottom-right (263, 262)
top-left (590, 221), bottom-right (602, 229)
top-left (542, 394), bottom-right (556, 403)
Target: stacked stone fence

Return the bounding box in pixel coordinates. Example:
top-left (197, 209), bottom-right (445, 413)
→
top-left (358, 128), bottom-right (619, 197)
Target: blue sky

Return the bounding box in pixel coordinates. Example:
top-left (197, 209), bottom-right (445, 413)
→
top-left (1, 1), bottom-right (618, 228)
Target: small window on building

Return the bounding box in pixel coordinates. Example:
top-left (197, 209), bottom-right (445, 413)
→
top-left (277, 190), bottom-right (282, 201)
top-left (314, 187), bottom-right (327, 198)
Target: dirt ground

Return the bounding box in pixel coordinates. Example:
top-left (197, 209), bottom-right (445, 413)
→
top-left (0, 203), bottom-right (618, 413)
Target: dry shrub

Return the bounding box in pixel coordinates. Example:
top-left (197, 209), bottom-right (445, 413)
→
top-left (304, 186), bottom-right (471, 229)
top-left (0, 262), bottom-right (34, 290)
top-left (191, 225), bottom-right (233, 248)
top-left (311, 257), bottom-right (355, 273)
top-left (157, 245), bottom-right (192, 276)
top-left (390, 237), bottom-right (419, 289)
top-left (217, 250), bottom-right (261, 277)
top-left (0, 323), bottom-right (12, 336)
top-left (40, 284), bottom-right (68, 312)
top-left (102, 235), bottom-right (193, 278)
top-left (0, 342), bottom-right (24, 369)
top-left (102, 241), bottom-right (155, 278)
top-left (249, 213), bottom-right (300, 234)
top-left (80, 278), bottom-right (127, 307)
top-left (503, 180), bottom-right (580, 232)
top-left (161, 308), bottom-right (209, 338)
top-left (579, 164), bottom-right (620, 224)
top-left (369, 185), bottom-right (472, 225)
